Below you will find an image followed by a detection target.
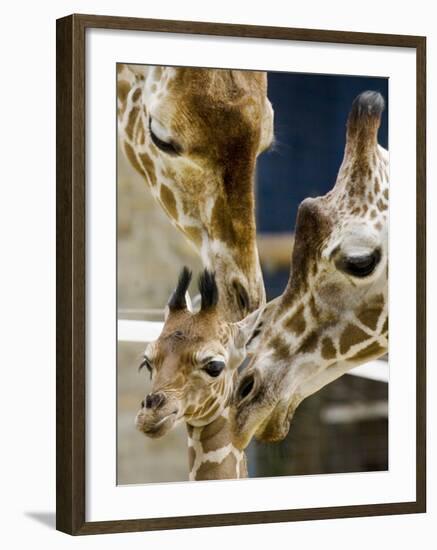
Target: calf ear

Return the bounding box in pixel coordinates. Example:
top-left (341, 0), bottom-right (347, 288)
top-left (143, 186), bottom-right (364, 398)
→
top-left (233, 307), bottom-right (265, 353)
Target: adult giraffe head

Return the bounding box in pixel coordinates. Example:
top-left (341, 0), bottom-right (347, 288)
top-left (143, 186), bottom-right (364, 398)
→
top-left (118, 65), bottom-right (274, 321)
top-left (232, 91), bottom-right (389, 448)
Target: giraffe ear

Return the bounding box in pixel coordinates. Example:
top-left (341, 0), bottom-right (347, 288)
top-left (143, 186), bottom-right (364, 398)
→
top-left (234, 307), bottom-right (265, 353)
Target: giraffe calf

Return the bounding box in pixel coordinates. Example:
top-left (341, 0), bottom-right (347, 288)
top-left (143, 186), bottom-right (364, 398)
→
top-left (135, 268), bottom-right (261, 480)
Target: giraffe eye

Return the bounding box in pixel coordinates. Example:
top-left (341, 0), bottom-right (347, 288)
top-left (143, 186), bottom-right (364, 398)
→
top-left (148, 118), bottom-right (181, 156)
top-left (337, 249), bottom-right (381, 278)
top-left (203, 360), bottom-right (225, 378)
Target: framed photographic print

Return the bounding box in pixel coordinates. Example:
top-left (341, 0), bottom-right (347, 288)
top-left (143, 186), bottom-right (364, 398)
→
top-left (56, 14), bottom-right (426, 535)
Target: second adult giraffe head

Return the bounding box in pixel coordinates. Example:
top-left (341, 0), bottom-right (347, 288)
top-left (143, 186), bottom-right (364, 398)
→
top-left (232, 91), bottom-right (389, 448)
top-left (118, 64), bottom-right (274, 320)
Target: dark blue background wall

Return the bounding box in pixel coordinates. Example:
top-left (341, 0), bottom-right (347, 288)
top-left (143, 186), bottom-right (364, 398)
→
top-left (257, 73), bottom-right (388, 234)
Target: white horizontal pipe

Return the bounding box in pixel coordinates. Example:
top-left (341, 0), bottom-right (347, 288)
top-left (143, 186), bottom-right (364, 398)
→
top-left (117, 320), bottom-right (389, 383)
top-left (321, 400), bottom-right (388, 424)
top-left (347, 360), bottom-right (388, 383)
top-left (118, 319), bottom-right (164, 343)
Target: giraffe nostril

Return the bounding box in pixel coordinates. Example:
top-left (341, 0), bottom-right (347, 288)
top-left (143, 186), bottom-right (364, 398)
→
top-left (145, 392), bottom-right (166, 410)
top-left (232, 280), bottom-right (250, 314)
top-left (237, 374), bottom-right (255, 402)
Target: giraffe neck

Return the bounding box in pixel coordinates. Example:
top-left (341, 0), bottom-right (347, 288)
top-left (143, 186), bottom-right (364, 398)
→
top-left (186, 408), bottom-right (247, 481)
top-left (264, 281), bottom-right (388, 405)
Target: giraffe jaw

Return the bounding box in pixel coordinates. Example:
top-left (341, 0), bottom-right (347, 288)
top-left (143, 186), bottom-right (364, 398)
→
top-left (231, 396), bottom-right (297, 449)
top-left (135, 409), bottom-right (179, 439)
top-left (254, 399), bottom-right (299, 443)
top-left (231, 364), bottom-right (303, 448)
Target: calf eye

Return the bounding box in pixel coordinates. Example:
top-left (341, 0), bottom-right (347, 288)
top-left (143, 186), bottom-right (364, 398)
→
top-left (337, 249), bottom-right (381, 278)
top-left (203, 360), bottom-right (225, 378)
top-left (149, 119), bottom-right (181, 156)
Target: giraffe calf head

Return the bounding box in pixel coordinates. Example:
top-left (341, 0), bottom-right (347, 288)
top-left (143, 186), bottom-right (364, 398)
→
top-left (135, 267), bottom-right (261, 439)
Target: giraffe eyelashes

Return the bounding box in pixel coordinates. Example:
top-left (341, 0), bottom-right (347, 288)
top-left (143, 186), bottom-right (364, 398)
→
top-left (203, 360), bottom-right (225, 378)
top-left (148, 118), bottom-right (181, 156)
top-left (139, 357), bottom-right (153, 378)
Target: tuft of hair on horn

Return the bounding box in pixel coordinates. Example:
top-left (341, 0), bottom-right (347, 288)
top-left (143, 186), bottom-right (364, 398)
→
top-left (198, 269), bottom-right (219, 311)
top-left (347, 90), bottom-right (385, 138)
top-left (168, 266), bottom-right (192, 312)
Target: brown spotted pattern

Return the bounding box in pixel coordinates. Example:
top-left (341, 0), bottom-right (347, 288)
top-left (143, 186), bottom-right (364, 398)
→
top-left (187, 412), bottom-right (246, 480)
top-left (231, 91), bottom-right (389, 450)
top-left (117, 63), bottom-right (274, 321)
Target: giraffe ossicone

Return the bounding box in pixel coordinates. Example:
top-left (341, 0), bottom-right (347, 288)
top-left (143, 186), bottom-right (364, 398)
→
top-left (135, 268), bottom-right (260, 480)
top-left (231, 91), bottom-right (389, 449)
top-left (118, 64), bottom-right (274, 321)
